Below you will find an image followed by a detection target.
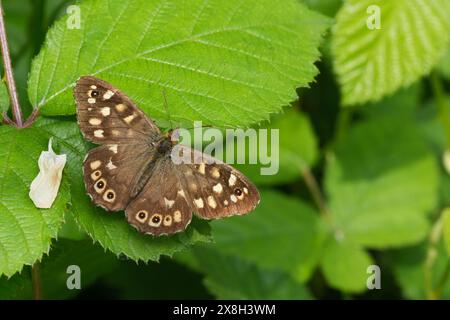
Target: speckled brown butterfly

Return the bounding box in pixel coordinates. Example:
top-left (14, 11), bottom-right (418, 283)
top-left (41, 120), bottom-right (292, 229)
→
top-left (74, 76), bottom-right (260, 236)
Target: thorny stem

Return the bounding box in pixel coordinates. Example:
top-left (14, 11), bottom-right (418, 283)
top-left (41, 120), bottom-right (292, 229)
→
top-left (0, 0), bottom-right (23, 127)
top-left (31, 262), bottom-right (42, 300)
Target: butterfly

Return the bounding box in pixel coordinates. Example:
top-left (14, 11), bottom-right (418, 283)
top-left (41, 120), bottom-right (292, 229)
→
top-left (74, 76), bottom-right (260, 236)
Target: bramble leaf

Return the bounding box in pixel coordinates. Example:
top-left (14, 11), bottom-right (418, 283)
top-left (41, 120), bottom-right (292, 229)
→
top-left (325, 99), bottom-right (438, 248)
top-left (0, 124), bottom-right (69, 276)
top-left (332, 0), bottom-right (450, 105)
top-left (320, 238), bottom-right (373, 293)
top-left (28, 0), bottom-right (330, 127)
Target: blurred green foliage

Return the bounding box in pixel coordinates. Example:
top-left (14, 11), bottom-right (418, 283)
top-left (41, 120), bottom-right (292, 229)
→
top-left (0, 0), bottom-right (450, 300)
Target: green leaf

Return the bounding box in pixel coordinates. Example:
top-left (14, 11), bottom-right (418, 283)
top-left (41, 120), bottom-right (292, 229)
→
top-left (387, 242), bottom-right (450, 299)
top-left (302, 0), bottom-right (342, 17)
top-left (235, 108), bottom-right (318, 185)
top-left (321, 238), bottom-right (373, 293)
top-left (33, 117), bottom-right (212, 262)
top-left (28, 0), bottom-right (330, 127)
top-left (185, 246), bottom-right (312, 299)
top-left (211, 190), bottom-right (326, 282)
top-left (326, 103), bottom-right (438, 248)
top-left (0, 239), bottom-right (119, 299)
top-left (332, 0), bottom-right (450, 106)
top-left (0, 80), bottom-right (9, 116)
top-left (0, 125), bottom-right (69, 276)
top-left (438, 46), bottom-right (450, 80)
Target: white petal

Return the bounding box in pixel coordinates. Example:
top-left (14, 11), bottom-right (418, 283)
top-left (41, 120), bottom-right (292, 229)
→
top-left (29, 138), bottom-right (67, 208)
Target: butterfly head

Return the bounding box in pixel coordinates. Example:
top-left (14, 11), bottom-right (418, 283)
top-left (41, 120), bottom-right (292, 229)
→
top-left (167, 128), bottom-right (180, 145)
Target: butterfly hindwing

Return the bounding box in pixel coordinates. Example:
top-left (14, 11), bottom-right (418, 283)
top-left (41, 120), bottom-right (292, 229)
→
top-left (125, 159), bottom-right (193, 236)
top-left (75, 76), bottom-right (160, 144)
top-left (175, 146), bottom-right (260, 219)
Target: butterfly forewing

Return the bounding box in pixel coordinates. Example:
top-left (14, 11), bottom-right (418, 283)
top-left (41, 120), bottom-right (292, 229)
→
top-left (75, 76), bottom-right (160, 144)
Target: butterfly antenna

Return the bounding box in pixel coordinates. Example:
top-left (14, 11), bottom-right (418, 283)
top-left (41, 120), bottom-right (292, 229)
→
top-left (162, 89), bottom-right (174, 131)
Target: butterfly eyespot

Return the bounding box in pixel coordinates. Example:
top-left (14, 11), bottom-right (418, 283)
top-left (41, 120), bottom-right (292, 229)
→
top-left (91, 90), bottom-right (100, 97)
top-left (103, 189), bottom-right (115, 202)
top-left (163, 215), bottom-right (172, 226)
top-left (90, 170), bottom-right (101, 180)
top-left (136, 210), bottom-right (148, 223)
top-left (94, 178), bottom-right (106, 193)
top-left (149, 214), bottom-right (162, 227)
top-left (234, 188), bottom-right (242, 196)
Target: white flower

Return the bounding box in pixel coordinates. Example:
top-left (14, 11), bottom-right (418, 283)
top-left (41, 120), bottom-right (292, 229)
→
top-left (29, 138), bottom-right (67, 209)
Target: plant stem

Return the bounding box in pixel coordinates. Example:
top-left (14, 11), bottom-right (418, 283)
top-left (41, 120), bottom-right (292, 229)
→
top-left (424, 212), bottom-right (444, 300)
top-left (31, 262), bottom-right (42, 300)
top-left (434, 260), bottom-right (450, 299)
top-left (0, 0), bottom-right (23, 127)
top-left (430, 71), bottom-right (450, 150)
top-left (301, 166), bottom-right (333, 226)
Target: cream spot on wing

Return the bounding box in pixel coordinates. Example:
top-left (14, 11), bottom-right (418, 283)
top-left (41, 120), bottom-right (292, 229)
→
top-left (230, 195), bottom-right (238, 203)
top-left (164, 197), bottom-right (175, 209)
top-left (228, 174), bottom-right (237, 186)
top-left (90, 170), bottom-right (101, 180)
top-left (244, 187), bottom-right (248, 194)
top-left (149, 214), bottom-right (162, 227)
top-left (112, 129), bottom-right (120, 136)
top-left (207, 196), bottom-right (217, 209)
top-left (177, 190), bottom-right (186, 198)
top-left (115, 103), bottom-right (126, 112)
top-left (103, 189), bottom-right (116, 202)
top-left (103, 90), bottom-right (114, 100)
top-left (190, 183), bottom-right (197, 192)
top-left (100, 107), bottom-right (110, 116)
top-left (194, 198), bottom-right (204, 209)
top-left (94, 129), bottom-right (104, 138)
top-left (90, 160), bottom-right (101, 170)
top-left (213, 183), bottom-right (223, 194)
top-left (106, 159), bottom-right (117, 170)
top-left (224, 200), bottom-right (229, 206)
top-left (88, 98), bottom-right (96, 104)
top-left (88, 107), bottom-right (93, 111)
top-left (123, 113), bottom-right (137, 124)
top-left (109, 144), bottom-right (118, 153)
top-left (173, 210), bottom-right (182, 223)
top-left (89, 118), bottom-right (102, 125)
top-left (211, 167), bottom-right (220, 178)
top-left (136, 210), bottom-right (148, 223)
top-left (198, 163), bottom-right (206, 175)
top-left (163, 215), bottom-right (172, 226)
top-left (90, 85), bottom-right (97, 90)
